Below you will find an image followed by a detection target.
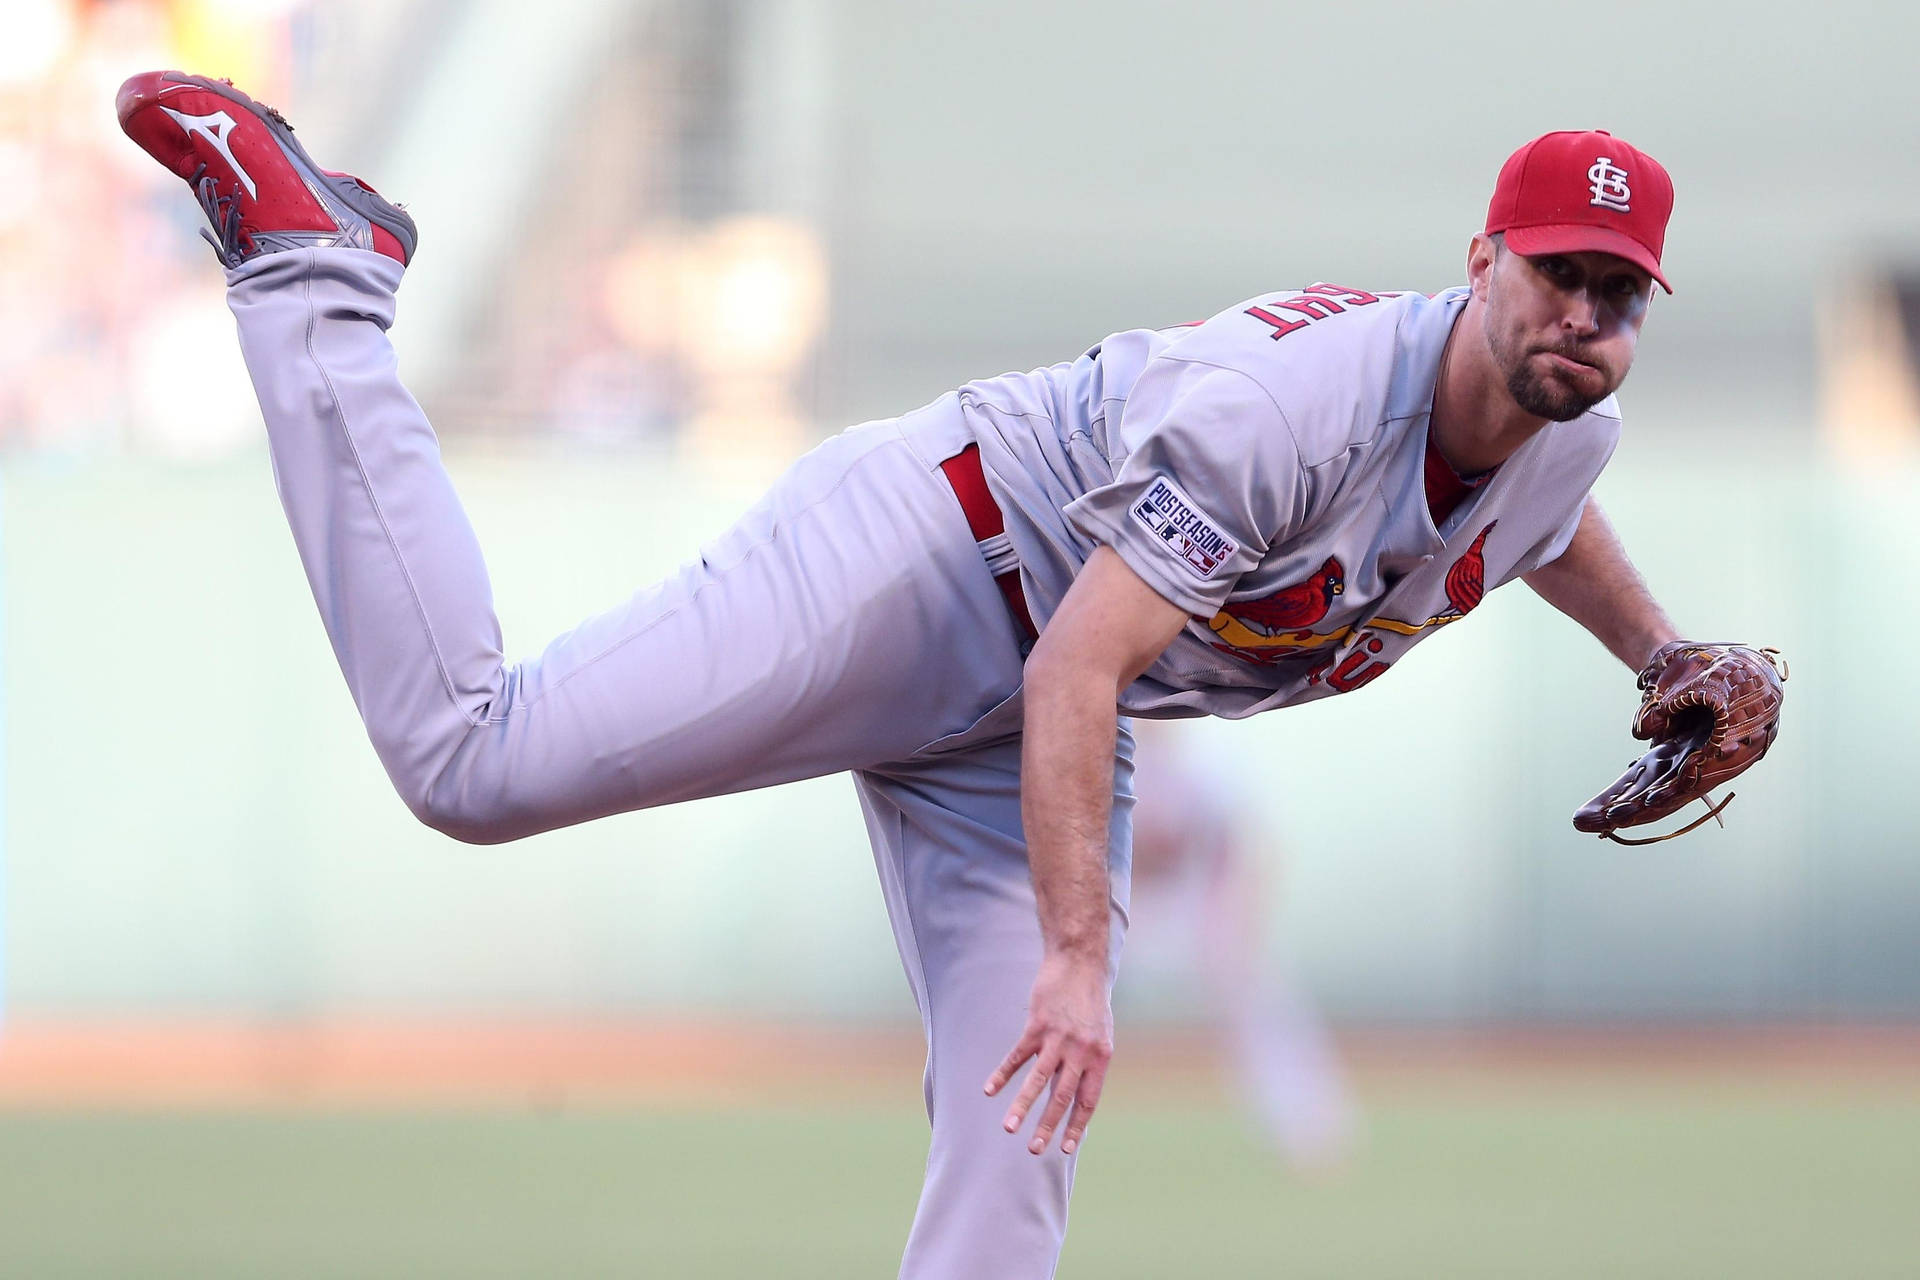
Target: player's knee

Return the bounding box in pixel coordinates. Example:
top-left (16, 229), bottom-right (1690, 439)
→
top-left (405, 771), bottom-right (526, 845)
top-left (415, 802), bottom-right (520, 845)
top-left (378, 720), bottom-right (541, 844)
top-left (406, 790), bottom-right (508, 844)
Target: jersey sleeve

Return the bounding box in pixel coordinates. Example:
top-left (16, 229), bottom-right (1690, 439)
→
top-left (1064, 357), bottom-right (1307, 616)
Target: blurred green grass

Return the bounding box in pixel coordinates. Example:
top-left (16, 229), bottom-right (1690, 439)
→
top-left (3, 1090), bottom-right (1917, 1278)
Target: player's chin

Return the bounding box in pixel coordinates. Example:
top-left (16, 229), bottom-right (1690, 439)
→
top-left (1534, 358), bottom-right (1614, 419)
top-left (1508, 371), bottom-right (1600, 422)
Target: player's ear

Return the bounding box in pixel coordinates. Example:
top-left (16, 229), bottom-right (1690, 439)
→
top-left (1467, 233), bottom-right (1499, 301)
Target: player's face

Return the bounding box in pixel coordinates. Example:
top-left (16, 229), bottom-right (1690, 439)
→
top-left (1476, 240), bottom-right (1653, 422)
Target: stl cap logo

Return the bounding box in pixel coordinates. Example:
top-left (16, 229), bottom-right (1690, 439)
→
top-left (1587, 156), bottom-right (1631, 213)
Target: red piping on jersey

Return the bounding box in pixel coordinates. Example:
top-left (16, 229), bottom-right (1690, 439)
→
top-left (940, 444), bottom-right (1039, 642)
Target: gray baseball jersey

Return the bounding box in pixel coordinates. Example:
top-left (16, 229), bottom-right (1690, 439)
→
top-left (965, 284), bottom-right (1617, 717)
top-left (220, 252), bottom-right (1614, 1280)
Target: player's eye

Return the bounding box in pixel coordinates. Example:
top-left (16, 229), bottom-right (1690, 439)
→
top-left (1605, 277), bottom-right (1652, 313)
top-left (1537, 256), bottom-right (1574, 282)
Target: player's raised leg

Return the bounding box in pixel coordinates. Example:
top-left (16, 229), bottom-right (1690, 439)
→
top-left (856, 727), bottom-right (1135, 1280)
top-left (117, 70), bottom-right (1029, 840)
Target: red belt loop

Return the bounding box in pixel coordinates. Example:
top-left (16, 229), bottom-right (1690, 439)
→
top-left (938, 444), bottom-right (1038, 643)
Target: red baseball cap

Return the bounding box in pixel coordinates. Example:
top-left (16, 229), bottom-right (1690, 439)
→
top-left (1484, 129), bottom-right (1674, 293)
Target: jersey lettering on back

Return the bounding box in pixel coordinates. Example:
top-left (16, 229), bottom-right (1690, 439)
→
top-left (1242, 284), bottom-right (1399, 341)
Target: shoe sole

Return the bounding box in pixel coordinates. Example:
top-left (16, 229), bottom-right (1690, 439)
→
top-left (153, 72), bottom-right (419, 263)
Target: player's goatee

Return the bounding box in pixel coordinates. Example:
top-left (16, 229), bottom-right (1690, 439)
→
top-left (1504, 360), bottom-right (1608, 422)
top-left (1486, 317), bottom-right (1613, 422)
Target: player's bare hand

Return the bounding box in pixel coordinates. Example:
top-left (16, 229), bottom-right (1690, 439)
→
top-left (984, 951), bottom-right (1112, 1156)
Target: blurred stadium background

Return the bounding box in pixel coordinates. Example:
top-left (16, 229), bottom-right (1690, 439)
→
top-left (3, 0), bottom-right (1918, 1275)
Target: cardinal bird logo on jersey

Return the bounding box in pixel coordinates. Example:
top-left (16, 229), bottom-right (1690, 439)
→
top-left (1299, 521), bottom-right (1502, 693)
top-left (1230, 555), bottom-right (1346, 630)
top-left (1442, 521), bottom-right (1496, 617)
top-left (1355, 519), bottom-right (1501, 639)
top-left (1206, 522), bottom-right (1502, 674)
top-left (1205, 556), bottom-right (1347, 665)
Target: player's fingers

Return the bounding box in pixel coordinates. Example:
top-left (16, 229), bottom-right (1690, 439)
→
top-left (1060, 1059), bottom-right (1108, 1156)
top-left (1002, 1051), bottom-right (1058, 1133)
top-left (983, 1027), bottom-right (1042, 1096)
top-left (1028, 1065), bottom-right (1082, 1155)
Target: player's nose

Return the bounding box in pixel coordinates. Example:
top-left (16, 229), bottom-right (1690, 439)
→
top-left (1560, 291), bottom-right (1601, 337)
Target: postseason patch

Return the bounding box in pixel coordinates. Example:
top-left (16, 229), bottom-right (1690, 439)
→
top-left (1129, 475), bottom-right (1239, 580)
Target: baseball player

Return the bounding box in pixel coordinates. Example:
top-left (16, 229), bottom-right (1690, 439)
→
top-left (118, 68), bottom-right (1785, 1280)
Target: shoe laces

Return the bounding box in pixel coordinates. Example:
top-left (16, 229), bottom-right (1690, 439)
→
top-left (189, 162), bottom-right (249, 267)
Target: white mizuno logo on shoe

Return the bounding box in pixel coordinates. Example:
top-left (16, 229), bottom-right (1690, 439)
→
top-left (159, 106), bottom-right (258, 198)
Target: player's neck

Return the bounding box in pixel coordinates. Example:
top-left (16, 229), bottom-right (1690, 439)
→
top-left (1429, 302), bottom-right (1548, 476)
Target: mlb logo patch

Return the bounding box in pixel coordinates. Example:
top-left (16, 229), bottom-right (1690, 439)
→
top-left (1130, 475), bottom-right (1238, 580)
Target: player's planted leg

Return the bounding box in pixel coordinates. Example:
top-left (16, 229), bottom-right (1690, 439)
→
top-left (856, 729), bottom-right (1135, 1280)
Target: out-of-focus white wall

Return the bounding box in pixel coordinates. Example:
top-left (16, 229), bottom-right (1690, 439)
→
top-left (805, 0), bottom-right (1909, 432)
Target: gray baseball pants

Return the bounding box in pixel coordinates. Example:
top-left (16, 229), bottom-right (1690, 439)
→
top-left (225, 248), bottom-right (1135, 1279)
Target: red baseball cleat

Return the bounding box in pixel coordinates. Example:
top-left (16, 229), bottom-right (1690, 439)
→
top-left (117, 70), bottom-right (417, 267)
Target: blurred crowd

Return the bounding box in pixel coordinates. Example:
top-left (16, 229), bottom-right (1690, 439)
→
top-left (1, 0), bottom-right (826, 460)
top-left (0, 0), bottom-right (258, 457)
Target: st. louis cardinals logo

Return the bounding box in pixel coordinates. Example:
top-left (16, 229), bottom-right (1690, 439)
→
top-left (1206, 523), bottom-right (1500, 694)
top-left (1436, 520), bottom-right (1496, 618)
top-left (1205, 556), bottom-right (1346, 665)
top-left (1587, 156), bottom-right (1631, 212)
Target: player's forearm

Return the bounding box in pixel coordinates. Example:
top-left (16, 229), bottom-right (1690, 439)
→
top-left (1017, 547), bottom-right (1190, 964)
top-left (1523, 496), bottom-right (1679, 670)
top-left (1019, 651), bottom-right (1122, 964)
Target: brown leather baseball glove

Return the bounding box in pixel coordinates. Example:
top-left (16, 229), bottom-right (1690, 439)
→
top-left (1573, 641), bottom-right (1788, 844)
